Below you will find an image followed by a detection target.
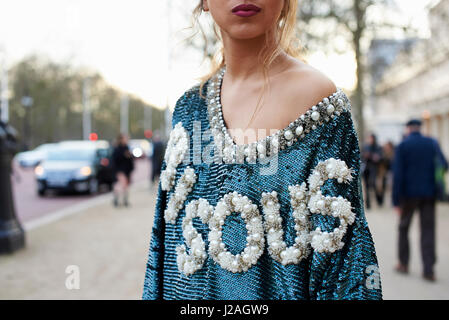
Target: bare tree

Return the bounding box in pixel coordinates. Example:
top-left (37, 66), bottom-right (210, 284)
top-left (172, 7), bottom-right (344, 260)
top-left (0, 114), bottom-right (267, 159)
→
top-left (298, 0), bottom-right (417, 143)
top-left (9, 56), bottom-right (164, 150)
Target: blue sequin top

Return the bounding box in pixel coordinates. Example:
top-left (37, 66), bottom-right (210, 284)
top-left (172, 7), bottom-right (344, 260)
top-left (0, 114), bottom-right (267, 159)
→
top-left (142, 69), bottom-right (382, 300)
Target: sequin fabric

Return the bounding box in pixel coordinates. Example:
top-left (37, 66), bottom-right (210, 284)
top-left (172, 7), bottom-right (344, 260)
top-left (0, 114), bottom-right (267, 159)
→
top-left (142, 75), bottom-right (382, 300)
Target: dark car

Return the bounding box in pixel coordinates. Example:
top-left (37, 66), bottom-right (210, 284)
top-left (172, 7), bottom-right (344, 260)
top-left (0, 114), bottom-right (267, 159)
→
top-left (34, 140), bottom-right (115, 196)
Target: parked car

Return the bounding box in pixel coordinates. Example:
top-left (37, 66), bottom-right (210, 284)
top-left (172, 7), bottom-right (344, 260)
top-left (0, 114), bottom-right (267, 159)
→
top-left (129, 139), bottom-right (151, 158)
top-left (34, 140), bottom-right (115, 196)
top-left (15, 143), bottom-right (59, 168)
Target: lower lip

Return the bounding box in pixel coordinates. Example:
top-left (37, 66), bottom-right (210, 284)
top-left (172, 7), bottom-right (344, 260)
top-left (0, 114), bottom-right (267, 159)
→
top-left (233, 10), bottom-right (260, 17)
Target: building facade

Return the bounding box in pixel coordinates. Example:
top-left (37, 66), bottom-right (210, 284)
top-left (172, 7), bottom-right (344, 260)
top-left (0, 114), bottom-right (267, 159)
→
top-left (371, 0), bottom-right (449, 187)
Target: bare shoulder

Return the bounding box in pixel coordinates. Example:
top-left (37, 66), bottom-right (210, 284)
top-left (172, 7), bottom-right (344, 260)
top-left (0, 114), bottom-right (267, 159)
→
top-left (283, 61), bottom-right (336, 105)
top-left (276, 61), bottom-right (337, 120)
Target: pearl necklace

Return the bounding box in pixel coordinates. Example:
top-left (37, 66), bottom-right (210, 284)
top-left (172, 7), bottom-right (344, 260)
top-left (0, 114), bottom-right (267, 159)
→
top-left (206, 67), bottom-right (351, 164)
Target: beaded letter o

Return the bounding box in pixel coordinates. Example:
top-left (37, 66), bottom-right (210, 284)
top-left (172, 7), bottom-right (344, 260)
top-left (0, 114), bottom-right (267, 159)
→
top-left (208, 192), bottom-right (265, 273)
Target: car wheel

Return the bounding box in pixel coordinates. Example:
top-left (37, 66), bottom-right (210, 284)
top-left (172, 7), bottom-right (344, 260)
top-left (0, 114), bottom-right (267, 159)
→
top-left (88, 178), bottom-right (99, 195)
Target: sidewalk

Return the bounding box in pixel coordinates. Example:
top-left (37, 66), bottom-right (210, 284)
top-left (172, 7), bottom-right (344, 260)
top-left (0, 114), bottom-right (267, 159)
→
top-left (0, 181), bottom-right (157, 300)
top-left (1, 183), bottom-right (449, 299)
top-left (366, 202), bottom-right (449, 299)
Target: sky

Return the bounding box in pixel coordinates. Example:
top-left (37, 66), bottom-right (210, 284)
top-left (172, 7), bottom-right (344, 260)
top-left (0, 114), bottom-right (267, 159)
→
top-left (0, 0), bottom-right (438, 110)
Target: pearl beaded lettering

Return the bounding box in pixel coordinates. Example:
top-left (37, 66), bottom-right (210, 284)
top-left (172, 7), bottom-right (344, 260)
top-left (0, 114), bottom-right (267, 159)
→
top-left (165, 139), bottom-right (356, 275)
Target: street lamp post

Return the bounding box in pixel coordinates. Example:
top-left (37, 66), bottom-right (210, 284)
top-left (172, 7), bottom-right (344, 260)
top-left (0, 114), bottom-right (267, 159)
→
top-left (144, 105), bottom-right (152, 133)
top-left (0, 47), bottom-right (25, 253)
top-left (120, 94), bottom-right (129, 136)
top-left (0, 120), bottom-right (25, 254)
top-left (82, 77), bottom-right (107, 140)
top-left (21, 94), bottom-right (33, 151)
top-left (83, 78), bottom-right (92, 141)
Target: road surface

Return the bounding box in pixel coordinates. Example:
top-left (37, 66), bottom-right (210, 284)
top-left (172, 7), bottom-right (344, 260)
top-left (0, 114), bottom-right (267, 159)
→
top-left (11, 158), bottom-right (151, 224)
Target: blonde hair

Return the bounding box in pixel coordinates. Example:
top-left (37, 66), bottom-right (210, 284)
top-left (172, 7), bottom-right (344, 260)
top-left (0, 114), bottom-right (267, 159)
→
top-left (192, 0), bottom-right (301, 129)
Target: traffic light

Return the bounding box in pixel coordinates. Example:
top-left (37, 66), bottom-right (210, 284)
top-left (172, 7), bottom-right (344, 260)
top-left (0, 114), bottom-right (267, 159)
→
top-left (89, 132), bottom-right (98, 141)
top-left (144, 129), bottom-right (153, 139)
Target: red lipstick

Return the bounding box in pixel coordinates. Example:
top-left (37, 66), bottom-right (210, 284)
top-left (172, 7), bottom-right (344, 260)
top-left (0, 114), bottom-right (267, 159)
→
top-left (231, 4), bottom-right (261, 17)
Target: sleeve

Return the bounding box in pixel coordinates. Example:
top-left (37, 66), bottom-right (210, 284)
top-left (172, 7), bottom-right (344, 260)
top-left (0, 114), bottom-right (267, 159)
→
top-left (434, 139), bottom-right (448, 171)
top-left (142, 95), bottom-right (185, 300)
top-left (307, 111), bottom-right (382, 300)
top-left (141, 170), bottom-right (168, 300)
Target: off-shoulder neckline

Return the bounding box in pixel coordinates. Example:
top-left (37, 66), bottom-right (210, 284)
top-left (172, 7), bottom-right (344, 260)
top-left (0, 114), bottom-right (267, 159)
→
top-left (206, 67), bottom-right (351, 164)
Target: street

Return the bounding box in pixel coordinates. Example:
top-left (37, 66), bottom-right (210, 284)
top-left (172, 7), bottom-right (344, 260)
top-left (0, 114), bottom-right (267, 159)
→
top-left (1, 181), bottom-right (448, 299)
top-left (366, 204), bottom-right (449, 299)
top-left (0, 178), bottom-right (156, 299)
top-left (11, 159), bottom-right (150, 224)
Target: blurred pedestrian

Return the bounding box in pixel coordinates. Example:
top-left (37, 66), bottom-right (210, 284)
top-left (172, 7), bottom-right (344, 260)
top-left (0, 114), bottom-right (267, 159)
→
top-left (112, 133), bottom-right (134, 207)
top-left (392, 119), bottom-right (448, 281)
top-left (362, 133), bottom-right (383, 209)
top-left (376, 141), bottom-right (395, 207)
top-left (149, 130), bottom-right (165, 189)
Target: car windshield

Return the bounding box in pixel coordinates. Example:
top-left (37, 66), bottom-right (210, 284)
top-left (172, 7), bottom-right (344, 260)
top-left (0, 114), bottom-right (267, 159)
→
top-left (47, 148), bottom-right (95, 161)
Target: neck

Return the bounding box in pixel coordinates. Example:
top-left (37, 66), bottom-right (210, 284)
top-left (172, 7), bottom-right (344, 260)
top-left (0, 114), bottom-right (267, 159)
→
top-left (221, 31), bottom-right (286, 80)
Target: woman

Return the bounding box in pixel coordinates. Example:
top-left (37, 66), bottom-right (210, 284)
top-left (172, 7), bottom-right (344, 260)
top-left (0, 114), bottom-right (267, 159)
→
top-left (376, 141), bottom-right (395, 207)
top-left (112, 133), bottom-right (134, 207)
top-left (142, 0), bottom-right (382, 300)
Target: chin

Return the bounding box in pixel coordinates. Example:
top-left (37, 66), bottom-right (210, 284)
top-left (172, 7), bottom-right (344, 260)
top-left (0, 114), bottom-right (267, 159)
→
top-left (225, 25), bottom-right (267, 40)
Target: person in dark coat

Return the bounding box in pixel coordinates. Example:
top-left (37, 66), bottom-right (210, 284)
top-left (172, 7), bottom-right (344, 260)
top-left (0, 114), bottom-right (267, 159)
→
top-left (392, 119), bottom-right (448, 281)
top-left (362, 133), bottom-right (383, 209)
top-left (112, 133), bottom-right (134, 207)
top-left (149, 130), bottom-right (165, 188)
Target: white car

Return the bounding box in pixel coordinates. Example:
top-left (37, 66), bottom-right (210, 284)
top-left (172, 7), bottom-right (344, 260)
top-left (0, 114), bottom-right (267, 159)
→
top-left (15, 143), bottom-right (59, 168)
